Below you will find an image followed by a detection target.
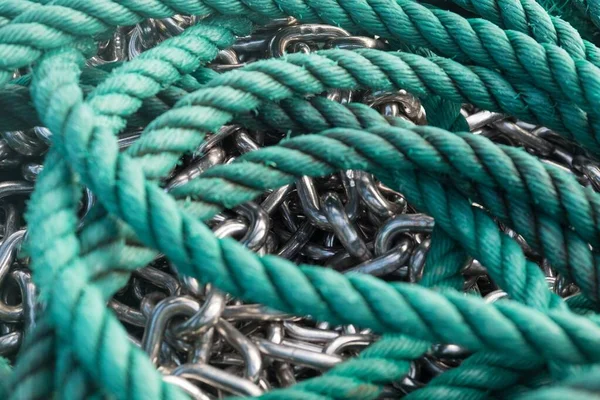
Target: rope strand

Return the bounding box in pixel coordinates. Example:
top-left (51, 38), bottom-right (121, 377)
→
top-left (4, 1), bottom-right (600, 398)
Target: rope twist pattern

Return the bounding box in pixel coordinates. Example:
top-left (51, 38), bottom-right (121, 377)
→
top-left (4, 0), bottom-right (600, 399)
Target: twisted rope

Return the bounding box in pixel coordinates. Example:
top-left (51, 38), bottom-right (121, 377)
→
top-left (67, 43), bottom-right (600, 304)
top-left (167, 120), bottom-right (600, 301)
top-left (4, 0), bottom-right (600, 150)
top-left (31, 43), bottom-right (568, 311)
top-left (81, 48), bottom-right (600, 155)
top-left (15, 49), bottom-right (600, 400)
top-left (236, 98), bottom-right (600, 398)
top-left (275, 117), bottom-right (600, 303)
top-left (12, 64), bottom-right (600, 281)
top-left (249, 98), bottom-right (600, 248)
top-left (24, 25), bottom-right (600, 396)
top-left (0, 70), bottom-right (463, 138)
top-left (5, 0), bottom-right (600, 127)
top-left (19, 36), bottom-right (580, 400)
top-left (8, 101), bottom-right (462, 400)
top-left (9, 101), bottom-right (548, 398)
top-left (11, 15), bottom-right (253, 400)
top-left (25, 148), bottom-right (600, 398)
top-left (4, 1), bottom-right (600, 399)
top-left (573, 0), bottom-right (600, 31)
top-left (14, 155), bottom-right (580, 400)
top-left (27, 155), bottom-right (600, 396)
top-left (447, 0), bottom-right (600, 60)
top-left (530, 0), bottom-right (600, 40)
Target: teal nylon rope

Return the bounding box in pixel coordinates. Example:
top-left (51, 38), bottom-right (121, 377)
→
top-left (23, 147), bottom-right (592, 400)
top-left (3, 2), bottom-right (598, 398)
top-left (16, 30), bottom-right (600, 400)
top-left (445, 0), bottom-right (600, 58)
top-left (17, 42), bottom-right (584, 398)
top-left (5, 49), bottom-right (600, 154)
top-left (5, 0), bottom-right (600, 125)
top-left (200, 97), bottom-right (600, 396)
top-left (8, 101), bottom-right (462, 399)
top-left (15, 65), bottom-right (600, 293)
top-left (67, 42), bottom-right (600, 303)
top-left (4, 0), bottom-right (600, 150)
top-left (32, 45), bottom-right (566, 309)
top-left (15, 69), bottom-right (600, 400)
top-left (17, 79), bottom-right (574, 399)
top-left (573, 0), bottom-right (600, 32)
top-left (24, 140), bottom-right (600, 400)
top-left (535, 0), bottom-right (600, 39)
top-left (239, 100), bottom-right (600, 294)
top-left (4, 9), bottom-right (466, 396)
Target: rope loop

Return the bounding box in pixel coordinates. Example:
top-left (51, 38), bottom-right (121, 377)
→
top-left (2, 1), bottom-right (600, 399)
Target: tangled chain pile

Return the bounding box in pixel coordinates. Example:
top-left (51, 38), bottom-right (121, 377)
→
top-left (4, 0), bottom-right (600, 398)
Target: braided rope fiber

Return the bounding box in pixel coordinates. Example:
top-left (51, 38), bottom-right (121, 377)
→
top-left (5, 0), bottom-right (600, 121)
top-left (4, 0), bottom-right (600, 150)
top-left (2, 0), bottom-right (600, 399)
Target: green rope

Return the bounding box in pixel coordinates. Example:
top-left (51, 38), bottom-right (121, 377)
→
top-left (535, 0), bottom-right (600, 40)
top-left (31, 45), bottom-right (566, 310)
top-left (25, 142), bottom-right (600, 398)
top-left (1, 45), bottom-right (598, 153)
top-left (5, 0), bottom-right (600, 151)
top-left (10, 15), bottom-right (254, 400)
top-left (18, 40), bottom-right (580, 400)
top-left (5, 0), bottom-right (600, 122)
top-left (62, 43), bottom-right (600, 303)
top-left (5, 75), bottom-right (599, 307)
top-left (516, 364), bottom-right (600, 399)
top-left (445, 0), bottom-right (600, 61)
top-left (21, 30), bottom-right (600, 396)
top-left (177, 114), bottom-right (600, 302)
top-left (221, 98), bottom-right (600, 397)
top-left (573, 0), bottom-right (600, 32)
top-left (21, 92), bottom-right (576, 398)
top-left (14, 54), bottom-right (600, 400)
top-left (6, 99), bottom-right (460, 399)
top-left (247, 99), bottom-right (600, 279)
top-left (16, 63), bottom-right (598, 282)
top-left (3, 0), bottom-right (600, 399)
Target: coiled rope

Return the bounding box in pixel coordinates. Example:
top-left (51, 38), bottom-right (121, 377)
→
top-left (2, 0), bottom-right (600, 399)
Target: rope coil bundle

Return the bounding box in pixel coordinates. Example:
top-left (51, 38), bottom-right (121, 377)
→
top-left (1, 0), bottom-right (600, 398)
